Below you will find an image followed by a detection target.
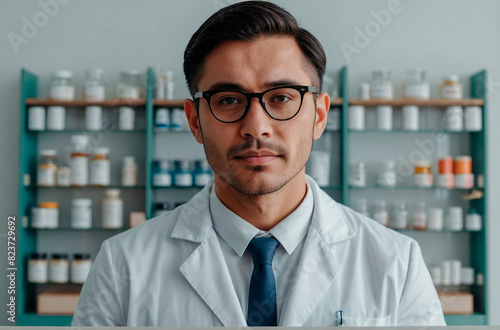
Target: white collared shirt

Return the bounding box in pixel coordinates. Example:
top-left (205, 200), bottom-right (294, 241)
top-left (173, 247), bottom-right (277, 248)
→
top-left (209, 182), bottom-right (313, 323)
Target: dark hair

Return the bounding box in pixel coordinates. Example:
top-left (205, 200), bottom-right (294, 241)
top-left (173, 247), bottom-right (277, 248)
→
top-left (183, 1), bottom-right (326, 96)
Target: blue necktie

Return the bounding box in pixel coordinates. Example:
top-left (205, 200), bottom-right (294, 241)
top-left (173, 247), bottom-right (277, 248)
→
top-left (246, 237), bottom-right (280, 326)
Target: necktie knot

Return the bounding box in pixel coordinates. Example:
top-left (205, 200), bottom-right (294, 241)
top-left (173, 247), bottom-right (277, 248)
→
top-left (247, 237), bottom-right (280, 266)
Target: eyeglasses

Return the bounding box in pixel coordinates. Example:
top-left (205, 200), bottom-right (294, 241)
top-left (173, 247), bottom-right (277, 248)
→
top-left (193, 85), bottom-right (317, 123)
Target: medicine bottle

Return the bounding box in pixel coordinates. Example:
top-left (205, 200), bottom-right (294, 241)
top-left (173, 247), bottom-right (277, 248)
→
top-left (116, 70), bottom-right (142, 100)
top-left (428, 208), bottom-right (444, 231)
top-left (49, 253), bottom-right (69, 283)
top-left (465, 209), bottom-right (482, 231)
top-left (71, 198), bottom-right (92, 229)
top-left (38, 149), bottom-right (58, 187)
top-left (446, 206), bottom-right (464, 231)
top-left (28, 253), bottom-right (48, 283)
top-left (372, 200), bottom-right (389, 227)
top-left (84, 68), bottom-right (106, 101)
top-left (412, 202), bottom-right (428, 230)
top-left (153, 160), bottom-right (172, 187)
top-left (454, 156), bottom-right (474, 189)
top-left (47, 106), bottom-right (66, 131)
top-left (377, 161), bottom-right (397, 187)
top-left (402, 106), bottom-right (419, 131)
top-left (440, 75), bottom-right (463, 100)
top-left (70, 135), bottom-right (90, 186)
top-left (171, 108), bottom-right (186, 131)
top-left (391, 200), bottom-right (409, 230)
top-left (57, 167), bottom-right (71, 186)
top-left (71, 253), bottom-right (92, 284)
top-left (193, 159), bottom-right (213, 186)
top-left (376, 106), bottom-right (393, 131)
top-left (155, 108), bottom-right (170, 131)
top-left (464, 106), bottom-right (482, 131)
top-left (38, 202), bottom-right (59, 228)
top-left (348, 106), bottom-right (365, 130)
top-left (90, 148), bottom-right (111, 186)
top-left (122, 156), bottom-right (138, 186)
top-left (102, 189), bottom-right (123, 228)
top-left (28, 106), bottom-right (45, 131)
top-left (85, 106), bottom-right (103, 131)
top-left (174, 160), bottom-right (193, 187)
top-left (349, 162), bottom-right (366, 187)
top-left (370, 69), bottom-right (393, 100)
top-left (156, 72), bottom-right (168, 99)
top-left (119, 106), bottom-right (135, 130)
top-left (31, 207), bottom-right (46, 228)
top-left (437, 157), bottom-right (454, 189)
top-left (445, 106), bottom-right (464, 131)
top-left (49, 70), bottom-right (75, 101)
top-left (413, 161), bottom-right (433, 188)
top-left (403, 69), bottom-right (430, 99)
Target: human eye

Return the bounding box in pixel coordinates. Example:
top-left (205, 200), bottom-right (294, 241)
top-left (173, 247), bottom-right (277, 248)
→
top-left (215, 92), bottom-right (244, 107)
top-left (268, 90), bottom-right (296, 104)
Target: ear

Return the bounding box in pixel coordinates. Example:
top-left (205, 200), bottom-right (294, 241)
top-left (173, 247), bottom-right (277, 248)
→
top-left (313, 92), bottom-right (330, 140)
top-left (184, 99), bottom-right (203, 144)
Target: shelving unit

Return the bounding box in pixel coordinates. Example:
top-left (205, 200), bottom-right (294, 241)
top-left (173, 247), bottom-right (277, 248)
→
top-left (17, 67), bottom-right (488, 325)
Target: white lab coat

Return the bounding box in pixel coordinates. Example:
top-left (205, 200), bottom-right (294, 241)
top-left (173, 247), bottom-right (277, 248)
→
top-left (72, 176), bottom-right (445, 326)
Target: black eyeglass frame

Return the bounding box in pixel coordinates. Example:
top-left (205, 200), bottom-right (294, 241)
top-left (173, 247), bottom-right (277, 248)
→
top-left (193, 85), bottom-right (318, 123)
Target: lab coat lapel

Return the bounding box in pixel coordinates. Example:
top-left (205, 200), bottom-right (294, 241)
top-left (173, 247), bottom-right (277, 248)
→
top-left (280, 177), bottom-right (355, 326)
top-left (173, 184), bottom-right (247, 327)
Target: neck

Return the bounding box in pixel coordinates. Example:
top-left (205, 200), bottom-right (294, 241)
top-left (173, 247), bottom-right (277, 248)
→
top-left (214, 172), bottom-right (308, 231)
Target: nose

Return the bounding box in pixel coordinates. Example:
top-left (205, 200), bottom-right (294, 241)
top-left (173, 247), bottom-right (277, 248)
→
top-left (239, 97), bottom-right (273, 138)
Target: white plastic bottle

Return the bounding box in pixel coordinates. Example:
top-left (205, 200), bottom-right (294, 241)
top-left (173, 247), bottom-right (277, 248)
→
top-left (102, 189), bottom-right (123, 228)
top-left (122, 156), bottom-right (138, 186)
top-left (90, 148), bottom-right (111, 186)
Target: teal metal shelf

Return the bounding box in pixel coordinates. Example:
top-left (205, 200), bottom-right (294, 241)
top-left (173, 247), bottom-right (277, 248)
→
top-left (20, 313), bottom-right (73, 326)
top-left (348, 129), bottom-right (482, 134)
top-left (152, 185), bottom-right (204, 189)
top-left (27, 185), bottom-right (146, 189)
top-left (445, 313), bottom-right (486, 326)
top-left (25, 227), bottom-right (129, 231)
top-left (349, 185), bottom-right (479, 191)
top-left (28, 129), bottom-right (147, 133)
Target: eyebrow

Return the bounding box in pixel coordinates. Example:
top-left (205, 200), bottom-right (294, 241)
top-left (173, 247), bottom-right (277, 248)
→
top-left (206, 79), bottom-right (302, 92)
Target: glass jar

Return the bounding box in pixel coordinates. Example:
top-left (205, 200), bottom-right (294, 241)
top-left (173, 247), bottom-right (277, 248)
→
top-left (102, 189), bottom-right (123, 228)
top-left (391, 200), bottom-right (409, 230)
top-left (38, 202), bottom-right (59, 228)
top-left (349, 162), bottom-right (366, 187)
top-left (440, 75), bottom-right (463, 99)
top-left (70, 135), bottom-right (90, 186)
top-left (174, 160), bottom-right (193, 187)
top-left (38, 149), bottom-right (58, 187)
top-left (193, 159), bottom-right (213, 186)
top-left (49, 253), bottom-right (69, 283)
top-left (84, 68), bottom-right (106, 101)
top-left (71, 253), bottom-right (92, 284)
top-left (71, 198), bottom-right (92, 229)
top-left (414, 161), bottom-right (433, 187)
top-left (403, 69), bottom-right (430, 99)
top-left (377, 160), bottom-right (397, 187)
top-left (370, 69), bottom-right (393, 100)
top-left (153, 160), bottom-right (172, 187)
top-left (412, 202), bottom-right (428, 230)
top-left (49, 70), bottom-right (75, 101)
top-left (90, 147), bottom-right (111, 186)
top-left (28, 253), bottom-right (48, 283)
top-left (116, 70), bottom-right (142, 100)
top-left (372, 200), bottom-right (389, 227)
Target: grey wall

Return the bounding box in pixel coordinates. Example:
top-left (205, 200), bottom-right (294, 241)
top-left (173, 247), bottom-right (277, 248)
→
top-left (1, 0), bottom-right (499, 325)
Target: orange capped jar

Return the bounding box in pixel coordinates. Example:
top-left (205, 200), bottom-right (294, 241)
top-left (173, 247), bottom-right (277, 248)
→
top-left (437, 157), bottom-right (454, 188)
top-left (70, 135), bottom-right (90, 186)
top-left (455, 156), bottom-right (474, 189)
top-left (414, 161), bottom-right (433, 187)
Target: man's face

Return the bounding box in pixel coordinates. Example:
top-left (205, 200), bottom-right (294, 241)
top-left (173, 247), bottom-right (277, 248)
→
top-left (186, 36), bottom-right (328, 195)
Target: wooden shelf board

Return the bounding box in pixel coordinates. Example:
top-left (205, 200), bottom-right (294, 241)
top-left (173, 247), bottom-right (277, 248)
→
top-left (349, 98), bottom-right (484, 107)
top-left (330, 98), bottom-right (343, 106)
top-left (153, 99), bottom-right (185, 107)
top-left (25, 99), bottom-right (147, 107)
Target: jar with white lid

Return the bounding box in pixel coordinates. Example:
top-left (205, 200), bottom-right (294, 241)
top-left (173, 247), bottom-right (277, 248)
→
top-left (71, 253), bottom-right (92, 284)
top-left (38, 149), bottom-right (58, 187)
top-left (102, 189), bottom-right (123, 228)
top-left (402, 106), bottom-right (419, 131)
top-left (57, 167), bottom-right (71, 186)
top-left (440, 75), bottom-right (463, 99)
top-left (153, 160), bottom-right (172, 187)
top-left (446, 206), bottom-right (464, 231)
top-left (90, 148), bottom-right (110, 186)
top-left (49, 253), bottom-right (69, 283)
top-left (70, 135), bottom-right (90, 186)
top-left (464, 106), bottom-right (482, 131)
top-left (403, 69), bottom-right (430, 99)
top-left (445, 106), bottom-right (464, 131)
top-left (174, 160), bottom-right (193, 187)
top-left (84, 68), bottom-right (106, 101)
top-left (155, 108), bottom-right (170, 131)
top-left (85, 106), bottom-right (103, 131)
top-left (370, 69), bottom-right (393, 100)
top-left (71, 198), bottom-right (92, 229)
top-left (171, 108), bottom-right (187, 131)
top-left (119, 106), bottom-right (135, 130)
top-left (28, 253), bottom-right (48, 283)
top-left (372, 200), bottom-right (389, 227)
top-left (28, 106), bottom-right (45, 131)
top-left (122, 156), bottom-right (138, 186)
top-left (391, 200), bottom-right (409, 230)
top-left (376, 106), bottom-right (393, 131)
top-left (49, 70), bottom-right (75, 101)
top-left (428, 208), bottom-right (444, 231)
top-left (349, 162), bottom-right (366, 187)
top-left (377, 160), bottom-right (397, 187)
top-left (46, 106), bottom-right (66, 131)
top-left (412, 202), bottom-right (427, 230)
top-left (116, 70), bottom-right (142, 100)
top-left (465, 209), bottom-right (482, 231)
top-left (348, 106), bottom-right (365, 130)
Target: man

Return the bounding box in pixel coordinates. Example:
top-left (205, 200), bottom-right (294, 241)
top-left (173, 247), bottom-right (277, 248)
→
top-left (73, 1), bottom-right (446, 326)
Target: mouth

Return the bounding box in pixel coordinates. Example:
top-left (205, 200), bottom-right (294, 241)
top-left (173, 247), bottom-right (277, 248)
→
top-left (234, 150), bottom-right (281, 166)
